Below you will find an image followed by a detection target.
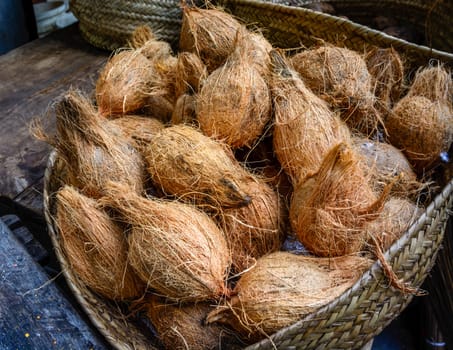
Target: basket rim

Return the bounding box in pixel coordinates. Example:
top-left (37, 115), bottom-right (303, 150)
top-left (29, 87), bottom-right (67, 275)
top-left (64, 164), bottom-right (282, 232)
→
top-left (219, 0), bottom-right (453, 66)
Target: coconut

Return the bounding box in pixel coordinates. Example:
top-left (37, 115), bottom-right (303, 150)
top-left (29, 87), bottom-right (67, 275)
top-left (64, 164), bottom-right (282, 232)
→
top-left (142, 94), bottom-right (175, 124)
top-left (290, 142), bottom-right (390, 257)
top-left (95, 49), bottom-right (156, 116)
top-left (365, 46), bottom-right (405, 109)
top-left (270, 50), bottom-right (350, 184)
top-left (171, 93), bottom-right (197, 125)
top-left (179, 5), bottom-right (242, 72)
top-left (243, 29), bottom-right (272, 77)
top-left (128, 25), bottom-right (174, 62)
top-left (406, 64), bottom-right (452, 103)
top-left (144, 295), bottom-right (244, 350)
top-left (109, 115), bottom-right (164, 154)
top-left (387, 95), bottom-right (453, 175)
top-left (144, 124), bottom-right (254, 210)
top-left (99, 181), bottom-right (231, 302)
top-left (215, 177), bottom-right (286, 274)
top-left (352, 136), bottom-right (423, 198)
top-left (54, 90), bottom-right (146, 198)
top-left (365, 197), bottom-right (422, 252)
top-left (56, 185), bottom-right (145, 300)
top-left (196, 26), bottom-right (272, 149)
top-left (174, 51), bottom-right (208, 97)
top-left (291, 44), bottom-right (384, 136)
top-left (206, 251), bottom-right (372, 341)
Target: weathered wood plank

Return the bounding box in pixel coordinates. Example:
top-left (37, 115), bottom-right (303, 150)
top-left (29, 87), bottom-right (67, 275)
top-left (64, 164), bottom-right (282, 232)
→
top-left (0, 24), bottom-right (109, 214)
top-left (0, 217), bottom-right (109, 349)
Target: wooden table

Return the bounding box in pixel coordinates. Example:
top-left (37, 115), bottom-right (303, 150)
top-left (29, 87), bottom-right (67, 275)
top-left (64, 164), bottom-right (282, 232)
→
top-left (0, 23), bottom-right (111, 349)
top-left (0, 23), bottom-right (108, 215)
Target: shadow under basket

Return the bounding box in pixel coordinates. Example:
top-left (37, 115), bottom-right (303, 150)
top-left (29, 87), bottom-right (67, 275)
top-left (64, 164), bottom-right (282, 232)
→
top-left (49, 1), bottom-right (453, 349)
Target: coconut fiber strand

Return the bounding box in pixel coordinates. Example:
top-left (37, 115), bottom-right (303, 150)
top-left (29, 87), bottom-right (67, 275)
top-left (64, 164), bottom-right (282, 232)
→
top-left (144, 295), bottom-right (244, 350)
top-left (290, 142), bottom-right (389, 257)
top-left (144, 124), bottom-right (254, 209)
top-left (99, 181), bottom-right (231, 302)
top-left (206, 251), bottom-right (372, 343)
top-left (53, 90), bottom-right (146, 199)
top-left (56, 185), bottom-right (145, 301)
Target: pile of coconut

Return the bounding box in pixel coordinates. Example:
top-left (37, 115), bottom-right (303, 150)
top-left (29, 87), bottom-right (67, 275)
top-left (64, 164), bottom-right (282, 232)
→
top-left (39, 4), bottom-right (453, 349)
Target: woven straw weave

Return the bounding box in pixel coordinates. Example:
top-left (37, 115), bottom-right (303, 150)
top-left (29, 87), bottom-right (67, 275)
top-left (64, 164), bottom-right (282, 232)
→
top-left (70, 0), bottom-right (453, 70)
top-left (69, 0), bottom-right (183, 50)
top-left (44, 151), bottom-right (453, 349)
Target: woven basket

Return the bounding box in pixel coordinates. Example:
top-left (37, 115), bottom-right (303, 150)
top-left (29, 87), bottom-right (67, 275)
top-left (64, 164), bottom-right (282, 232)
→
top-left (70, 0), bottom-right (453, 68)
top-left (47, 1), bottom-right (453, 349)
top-left (44, 151), bottom-right (453, 350)
top-left (220, 0), bottom-right (453, 70)
top-left (69, 0), bottom-right (184, 50)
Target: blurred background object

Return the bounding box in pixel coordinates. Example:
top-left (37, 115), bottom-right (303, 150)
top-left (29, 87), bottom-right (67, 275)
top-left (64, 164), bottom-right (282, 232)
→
top-left (0, 0), bottom-right (38, 54)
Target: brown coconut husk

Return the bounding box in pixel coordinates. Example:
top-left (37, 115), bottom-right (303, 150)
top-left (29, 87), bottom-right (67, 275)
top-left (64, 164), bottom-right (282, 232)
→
top-left (352, 136), bottom-right (425, 199)
top-left (53, 90), bottom-right (146, 198)
top-left (179, 4), bottom-right (242, 73)
top-left (144, 124), bottom-right (254, 210)
top-left (142, 94), bottom-right (175, 124)
top-left (235, 135), bottom-right (294, 201)
top-left (206, 251), bottom-right (372, 342)
top-left (243, 29), bottom-right (272, 77)
top-left (128, 25), bottom-right (174, 62)
top-left (365, 46), bottom-right (405, 110)
top-left (406, 64), bottom-right (453, 103)
top-left (109, 115), bottom-right (164, 154)
top-left (171, 93), bottom-right (197, 125)
top-left (196, 26), bottom-right (272, 149)
top-left (290, 142), bottom-right (390, 257)
top-left (56, 185), bottom-right (146, 300)
top-left (99, 181), bottom-right (231, 302)
top-left (174, 51), bottom-right (208, 98)
top-left (95, 49), bottom-right (156, 116)
top-left (387, 95), bottom-right (453, 176)
top-left (365, 197), bottom-right (423, 252)
top-left (270, 49), bottom-right (351, 184)
top-left (144, 295), bottom-right (244, 350)
top-left (215, 177), bottom-right (286, 274)
top-left (291, 44), bottom-right (385, 136)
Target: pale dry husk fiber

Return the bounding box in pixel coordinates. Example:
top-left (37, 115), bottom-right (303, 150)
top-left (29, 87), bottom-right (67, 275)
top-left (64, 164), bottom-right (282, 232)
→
top-left (171, 93), bottom-right (197, 126)
top-left (290, 142), bottom-right (388, 257)
top-left (270, 50), bottom-right (350, 184)
top-left (145, 296), bottom-right (243, 350)
top-left (128, 25), bottom-right (174, 62)
top-left (174, 51), bottom-right (208, 98)
top-left (215, 177), bottom-right (286, 274)
top-left (144, 124), bottom-right (254, 209)
top-left (95, 49), bottom-right (156, 116)
top-left (387, 95), bottom-right (453, 175)
top-left (365, 197), bottom-right (423, 252)
top-left (56, 185), bottom-right (146, 301)
top-left (291, 45), bottom-right (384, 136)
top-left (406, 64), bottom-right (453, 103)
top-left (197, 26), bottom-right (272, 149)
top-left (109, 115), bottom-right (164, 154)
top-left (179, 5), bottom-right (242, 73)
top-left (352, 136), bottom-right (423, 199)
top-left (365, 46), bottom-right (405, 110)
top-left (99, 181), bottom-right (231, 302)
top-left (206, 251), bottom-right (372, 342)
top-left (242, 29), bottom-right (272, 77)
top-left (53, 90), bottom-right (146, 198)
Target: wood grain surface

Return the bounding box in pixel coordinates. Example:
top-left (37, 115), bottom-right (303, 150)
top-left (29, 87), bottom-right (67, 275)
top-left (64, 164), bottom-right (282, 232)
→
top-left (0, 24), bottom-right (108, 214)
